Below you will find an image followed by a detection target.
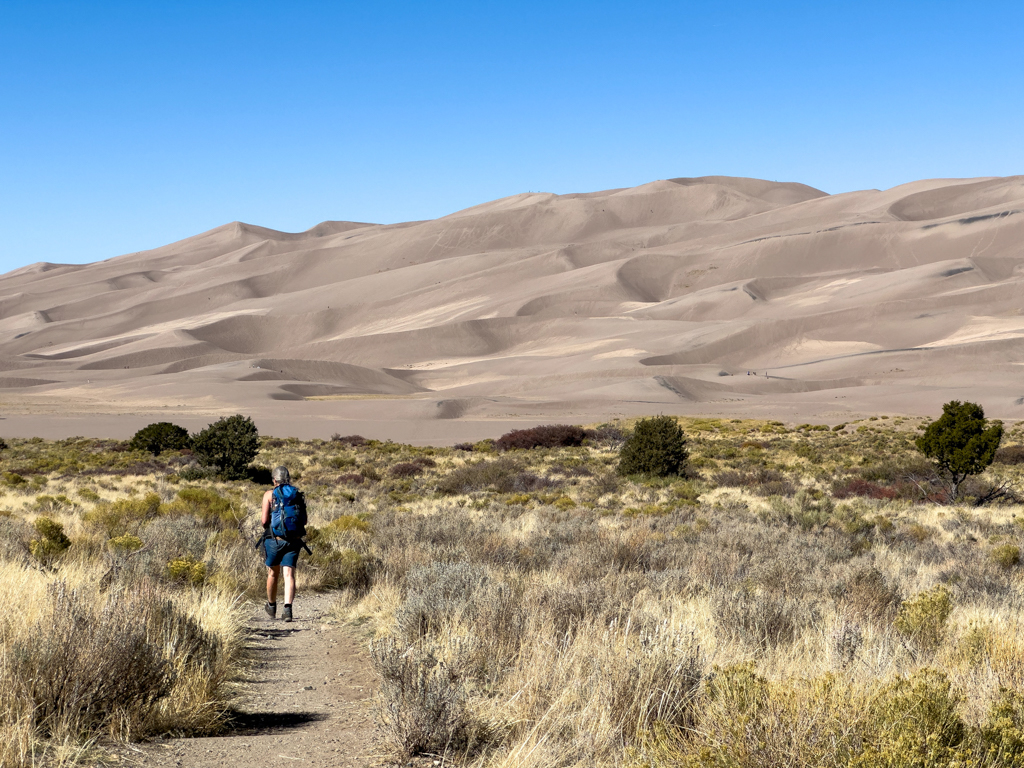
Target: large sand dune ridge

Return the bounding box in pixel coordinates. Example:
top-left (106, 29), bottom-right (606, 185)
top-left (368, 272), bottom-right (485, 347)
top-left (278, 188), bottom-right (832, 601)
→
top-left (2, 175), bottom-right (1023, 441)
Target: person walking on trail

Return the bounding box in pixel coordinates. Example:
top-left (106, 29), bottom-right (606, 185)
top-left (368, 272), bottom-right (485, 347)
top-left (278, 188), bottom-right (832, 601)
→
top-left (261, 465), bottom-right (308, 622)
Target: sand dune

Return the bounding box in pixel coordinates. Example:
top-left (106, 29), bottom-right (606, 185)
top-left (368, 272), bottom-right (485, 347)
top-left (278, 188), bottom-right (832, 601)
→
top-left (3, 175), bottom-right (1024, 441)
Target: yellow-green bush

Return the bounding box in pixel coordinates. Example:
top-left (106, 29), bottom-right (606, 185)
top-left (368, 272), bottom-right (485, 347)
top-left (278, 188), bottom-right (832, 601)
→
top-left (32, 495), bottom-right (73, 513)
top-left (623, 504), bottom-right (671, 517)
top-left (28, 517), bottom-right (71, 565)
top-left (853, 669), bottom-right (966, 767)
top-left (992, 544), bottom-right (1021, 569)
top-left (306, 544), bottom-right (373, 591)
top-left (981, 687), bottom-right (1024, 764)
top-left (1, 472), bottom-right (27, 488)
top-left (109, 533), bottom-right (144, 553)
top-left (320, 514), bottom-right (371, 537)
top-left (209, 527), bottom-right (241, 548)
top-left (167, 556), bottom-right (206, 586)
top-left (164, 488), bottom-right (236, 528)
top-left (83, 493), bottom-right (162, 537)
top-left (895, 585), bottom-right (953, 651)
top-left (662, 664), bottom-right (860, 767)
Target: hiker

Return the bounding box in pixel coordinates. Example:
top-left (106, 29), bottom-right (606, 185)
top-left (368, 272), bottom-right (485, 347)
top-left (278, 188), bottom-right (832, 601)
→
top-left (261, 465), bottom-right (308, 622)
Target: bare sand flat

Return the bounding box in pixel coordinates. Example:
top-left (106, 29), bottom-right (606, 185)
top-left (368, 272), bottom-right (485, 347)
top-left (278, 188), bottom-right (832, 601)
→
top-left (2, 175), bottom-right (1023, 442)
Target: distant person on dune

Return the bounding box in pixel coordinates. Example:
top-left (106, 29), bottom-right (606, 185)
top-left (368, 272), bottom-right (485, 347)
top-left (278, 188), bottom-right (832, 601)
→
top-left (260, 466), bottom-right (309, 622)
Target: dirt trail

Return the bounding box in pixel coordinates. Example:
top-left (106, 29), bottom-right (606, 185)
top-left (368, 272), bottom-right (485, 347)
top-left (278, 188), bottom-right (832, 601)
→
top-left (136, 592), bottom-right (377, 768)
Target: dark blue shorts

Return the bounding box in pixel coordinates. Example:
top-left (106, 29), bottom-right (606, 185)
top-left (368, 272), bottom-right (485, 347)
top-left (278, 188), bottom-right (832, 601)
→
top-left (264, 537), bottom-right (302, 568)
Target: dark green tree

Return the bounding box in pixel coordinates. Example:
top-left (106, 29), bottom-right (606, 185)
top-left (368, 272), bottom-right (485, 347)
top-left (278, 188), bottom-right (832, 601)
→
top-left (191, 415), bottom-right (260, 480)
top-left (916, 401), bottom-right (1003, 502)
top-left (618, 416), bottom-right (688, 477)
top-left (129, 422), bottom-right (191, 455)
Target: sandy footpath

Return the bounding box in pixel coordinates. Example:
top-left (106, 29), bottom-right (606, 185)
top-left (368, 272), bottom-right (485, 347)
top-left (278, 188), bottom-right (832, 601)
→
top-left (129, 593), bottom-right (377, 768)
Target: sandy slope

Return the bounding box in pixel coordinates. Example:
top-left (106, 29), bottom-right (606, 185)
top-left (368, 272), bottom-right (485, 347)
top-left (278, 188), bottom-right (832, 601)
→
top-left (2, 175), bottom-right (1024, 441)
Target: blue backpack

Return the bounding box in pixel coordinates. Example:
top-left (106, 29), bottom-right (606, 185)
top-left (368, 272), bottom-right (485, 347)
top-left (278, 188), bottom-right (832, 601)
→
top-left (270, 484), bottom-right (307, 539)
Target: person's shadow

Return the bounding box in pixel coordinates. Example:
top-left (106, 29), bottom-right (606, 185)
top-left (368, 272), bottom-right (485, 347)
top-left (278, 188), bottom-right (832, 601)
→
top-left (221, 710), bottom-right (327, 734)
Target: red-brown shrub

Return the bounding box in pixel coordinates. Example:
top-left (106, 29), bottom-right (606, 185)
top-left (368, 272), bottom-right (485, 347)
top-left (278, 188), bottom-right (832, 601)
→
top-left (831, 477), bottom-right (898, 500)
top-left (994, 444), bottom-right (1024, 465)
top-left (331, 434), bottom-right (369, 447)
top-left (496, 425), bottom-right (587, 451)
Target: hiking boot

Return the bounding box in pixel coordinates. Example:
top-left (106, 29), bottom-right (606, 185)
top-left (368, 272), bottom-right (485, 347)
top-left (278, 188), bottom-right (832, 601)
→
top-left (282, 604), bottom-right (293, 623)
top-left (265, 601), bottom-right (277, 619)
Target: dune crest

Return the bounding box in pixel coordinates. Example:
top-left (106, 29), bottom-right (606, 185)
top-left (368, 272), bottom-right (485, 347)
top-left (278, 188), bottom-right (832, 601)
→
top-left (3, 175), bottom-right (1024, 440)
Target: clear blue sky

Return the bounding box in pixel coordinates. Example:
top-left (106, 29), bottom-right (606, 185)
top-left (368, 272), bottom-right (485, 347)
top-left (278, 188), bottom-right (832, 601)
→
top-left (1, 1), bottom-right (1021, 273)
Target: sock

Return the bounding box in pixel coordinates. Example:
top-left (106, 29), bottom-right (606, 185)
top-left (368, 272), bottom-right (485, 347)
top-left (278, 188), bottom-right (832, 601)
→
top-left (268, 602), bottom-right (276, 606)
top-left (284, 603), bottom-right (292, 608)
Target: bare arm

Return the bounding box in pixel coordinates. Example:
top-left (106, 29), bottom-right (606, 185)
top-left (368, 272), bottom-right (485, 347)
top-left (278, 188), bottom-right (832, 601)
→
top-left (261, 489), bottom-right (273, 527)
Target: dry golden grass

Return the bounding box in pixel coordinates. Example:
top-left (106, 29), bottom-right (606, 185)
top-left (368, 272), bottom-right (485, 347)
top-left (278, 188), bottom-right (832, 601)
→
top-left (317, 418), bottom-right (1024, 766)
top-left (0, 560), bottom-right (250, 766)
top-left (2, 418), bottom-right (1024, 766)
top-left (344, 490), bottom-right (1024, 766)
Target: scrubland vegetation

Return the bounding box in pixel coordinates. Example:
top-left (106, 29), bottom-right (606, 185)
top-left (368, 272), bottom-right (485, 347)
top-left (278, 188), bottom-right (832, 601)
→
top-left (2, 413), bottom-right (1024, 766)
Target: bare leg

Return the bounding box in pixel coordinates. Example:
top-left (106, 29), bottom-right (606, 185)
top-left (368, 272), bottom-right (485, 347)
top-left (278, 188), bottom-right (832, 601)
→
top-left (267, 565), bottom-right (281, 603)
top-left (283, 566), bottom-right (296, 605)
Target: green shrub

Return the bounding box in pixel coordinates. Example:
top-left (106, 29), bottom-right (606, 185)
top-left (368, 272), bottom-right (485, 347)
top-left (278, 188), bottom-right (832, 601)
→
top-left (916, 400), bottom-right (1003, 502)
top-left (360, 465), bottom-right (382, 482)
top-left (854, 668), bottom-right (966, 767)
top-left (310, 547), bottom-right (374, 591)
top-left (191, 414), bottom-right (260, 480)
top-left (992, 544), bottom-right (1021, 569)
top-left (33, 494), bottom-right (73, 513)
top-left (793, 442), bottom-right (822, 463)
top-left (29, 517), bottom-right (71, 565)
top-left (895, 585), bottom-right (953, 650)
top-left (77, 488), bottom-right (101, 502)
top-left (2, 471), bottom-right (27, 487)
top-left (83, 493), bottom-right (162, 537)
top-left (618, 416), bottom-right (688, 477)
top-left (166, 487), bottom-right (235, 527)
top-left (129, 422), bottom-right (191, 455)
top-left (982, 687), bottom-right (1024, 761)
